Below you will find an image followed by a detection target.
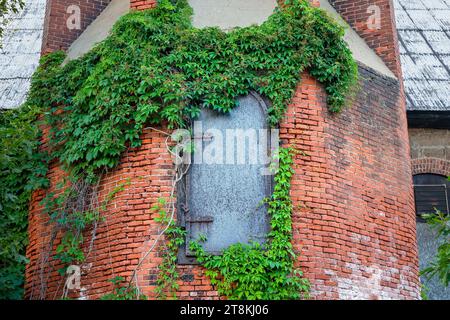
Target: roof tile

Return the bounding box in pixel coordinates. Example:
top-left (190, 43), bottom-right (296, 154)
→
top-left (0, 0), bottom-right (46, 109)
top-left (394, 0), bottom-right (450, 111)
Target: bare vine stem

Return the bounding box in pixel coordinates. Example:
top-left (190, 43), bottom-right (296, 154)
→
top-left (33, 126), bottom-right (188, 299)
top-left (128, 126), bottom-right (190, 297)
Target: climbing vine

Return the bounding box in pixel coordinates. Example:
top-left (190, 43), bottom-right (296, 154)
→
top-left (28, 0), bottom-right (357, 181)
top-left (190, 148), bottom-right (310, 300)
top-left (421, 208), bottom-right (450, 289)
top-left (0, 105), bottom-right (48, 299)
top-left (100, 276), bottom-right (146, 300)
top-left (153, 198), bottom-right (186, 299)
top-left (7, 0), bottom-right (358, 298)
top-left (0, 0), bottom-right (24, 47)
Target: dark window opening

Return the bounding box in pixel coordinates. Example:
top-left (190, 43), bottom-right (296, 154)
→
top-left (413, 174), bottom-right (450, 220)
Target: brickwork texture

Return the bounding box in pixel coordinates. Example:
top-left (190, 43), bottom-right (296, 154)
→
top-left (409, 128), bottom-right (450, 177)
top-left (25, 0), bottom-right (420, 300)
top-left (41, 0), bottom-right (111, 54)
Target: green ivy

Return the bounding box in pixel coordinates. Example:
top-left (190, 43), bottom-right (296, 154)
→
top-left (0, 0), bottom-right (24, 47)
top-left (5, 0), bottom-right (357, 298)
top-left (153, 198), bottom-right (186, 299)
top-left (190, 147), bottom-right (310, 300)
top-left (27, 0), bottom-right (357, 182)
top-left (100, 276), bottom-right (147, 300)
top-left (0, 105), bottom-right (49, 299)
top-left (41, 178), bottom-right (131, 277)
top-left (421, 208), bottom-right (450, 288)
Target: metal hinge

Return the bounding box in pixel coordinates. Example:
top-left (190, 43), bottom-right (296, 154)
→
top-left (192, 133), bottom-right (214, 141)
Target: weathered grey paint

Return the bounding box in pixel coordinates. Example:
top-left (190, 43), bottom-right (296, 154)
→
top-left (0, 0), bottom-right (46, 109)
top-left (186, 93), bottom-right (273, 254)
top-left (416, 222), bottom-right (450, 300)
top-left (409, 128), bottom-right (450, 161)
top-left (187, 0), bottom-right (277, 31)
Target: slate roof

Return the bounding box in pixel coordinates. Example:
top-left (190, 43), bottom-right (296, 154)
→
top-left (394, 0), bottom-right (450, 111)
top-left (1, 0), bottom-right (448, 112)
top-left (0, 0), bottom-right (46, 109)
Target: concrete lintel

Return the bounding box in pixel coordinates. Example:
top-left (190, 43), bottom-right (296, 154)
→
top-left (318, 0), bottom-right (396, 79)
top-left (65, 0), bottom-right (396, 80)
top-left (65, 0), bottom-right (130, 62)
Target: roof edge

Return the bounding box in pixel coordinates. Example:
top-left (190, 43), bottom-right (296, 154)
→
top-left (319, 0), bottom-right (396, 79)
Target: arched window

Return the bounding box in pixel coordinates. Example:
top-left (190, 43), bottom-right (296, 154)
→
top-left (413, 174), bottom-right (450, 218)
top-left (178, 92), bottom-right (278, 263)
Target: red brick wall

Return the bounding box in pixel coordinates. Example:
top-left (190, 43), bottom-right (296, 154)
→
top-left (40, 0), bottom-right (158, 54)
top-left (327, 0), bottom-right (402, 77)
top-left (285, 67), bottom-right (418, 299)
top-left (25, 125), bottom-right (219, 300)
top-left (411, 158), bottom-right (450, 177)
top-left (41, 0), bottom-right (111, 54)
top-left (130, 0), bottom-right (157, 10)
top-left (25, 66), bottom-right (420, 299)
top-left (27, 0), bottom-right (419, 300)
